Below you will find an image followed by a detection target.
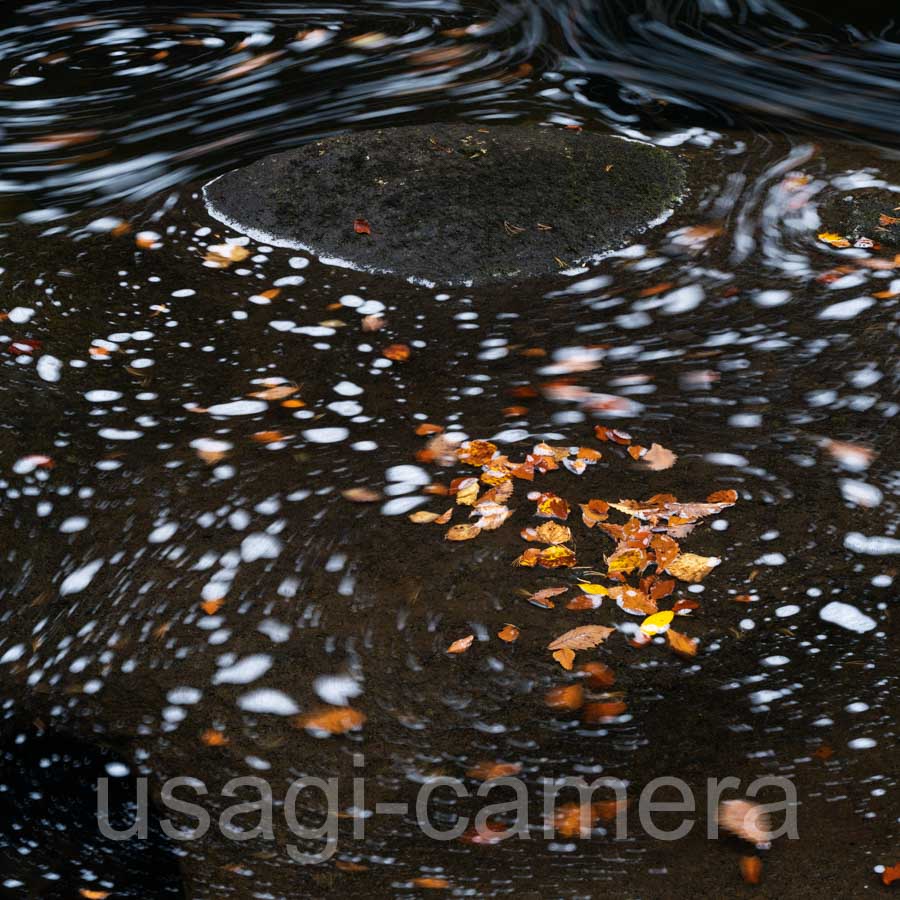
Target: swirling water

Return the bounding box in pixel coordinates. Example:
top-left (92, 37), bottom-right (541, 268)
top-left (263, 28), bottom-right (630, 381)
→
top-left (0, 2), bottom-right (897, 897)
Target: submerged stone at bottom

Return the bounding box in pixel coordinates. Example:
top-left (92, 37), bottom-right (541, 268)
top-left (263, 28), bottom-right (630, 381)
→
top-left (204, 124), bottom-right (686, 285)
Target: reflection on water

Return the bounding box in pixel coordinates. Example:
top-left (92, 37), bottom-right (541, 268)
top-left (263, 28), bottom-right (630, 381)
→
top-left (0, 1), bottom-right (897, 898)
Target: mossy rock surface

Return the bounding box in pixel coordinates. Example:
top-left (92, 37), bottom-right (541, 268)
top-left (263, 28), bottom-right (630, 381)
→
top-left (204, 124), bottom-right (686, 285)
top-left (820, 187), bottom-right (900, 247)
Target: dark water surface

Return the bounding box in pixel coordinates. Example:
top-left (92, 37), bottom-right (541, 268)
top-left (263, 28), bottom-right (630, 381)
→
top-left (0, 1), bottom-right (897, 898)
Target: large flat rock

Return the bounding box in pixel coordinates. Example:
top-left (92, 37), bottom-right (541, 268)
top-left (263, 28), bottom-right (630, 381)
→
top-left (204, 124), bottom-right (685, 285)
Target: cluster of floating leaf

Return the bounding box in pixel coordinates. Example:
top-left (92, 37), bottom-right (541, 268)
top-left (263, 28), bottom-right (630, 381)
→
top-left (406, 424), bottom-right (738, 668)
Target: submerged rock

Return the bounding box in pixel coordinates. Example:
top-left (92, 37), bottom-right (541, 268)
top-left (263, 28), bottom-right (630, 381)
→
top-left (204, 124), bottom-right (685, 285)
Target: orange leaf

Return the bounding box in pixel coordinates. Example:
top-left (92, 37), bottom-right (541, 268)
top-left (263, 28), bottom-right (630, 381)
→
top-left (382, 343), bottom-right (410, 361)
top-left (544, 683), bottom-right (584, 710)
top-left (594, 425), bottom-right (631, 444)
top-left (533, 545), bottom-right (577, 568)
top-left (416, 423), bottom-right (444, 436)
top-left (582, 701), bottom-right (627, 722)
top-left (628, 444), bottom-right (646, 460)
top-left (458, 440), bottom-right (498, 466)
top-left (666, 629), bottom-right (699, 657)
top-left (411, 877), bottom-right (450, 889)
top-left (879, 213), bottom-right (900, 226)
top-left (79, 891), bottom-right (110, 900)
top-left (882, 863), bottom-right (900, 886)
top-left (342, 487), bottom-right (382, 503)
top-left (294, 706), bottom-right (366, 734)
top-left (579, 660), bottom-right (616, 688)
top-left (466, 760), bottom-right (522, 780)
top-left (497, 624), bottom-right (520, 642)
top-left (445, 524), bottom-right (481, 541)
top-left (248, 384), bottom-right (298, 401)
top-left (548, 625), bottom-right (615, 651)
top-left (740, 856), bottom-right (762, 885)
top-left (447, 635), bottom-right (474, 654)
top-left (534, 492), bottom-right (570, 520)
top-left (200, 599), bottom-right (223, 616)
top-left (354, 218), bottom-right (371, 235)
top-left (525, 586), bottom-right (568, 608)
top-left (552, 648), bottom-right (575, 670)
top-left (200, 728), bottom-right (229, 747)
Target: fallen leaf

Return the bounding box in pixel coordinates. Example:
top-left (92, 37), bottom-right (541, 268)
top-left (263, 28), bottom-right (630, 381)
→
top-left (204, 243), bottom-right (251, 266)
top-left (666, 553), bottom-right (721, 583)
top-left (883, 863), bottom-right (900, 886)
top-left (666, 629), bottom-right (699, 656)
top-left (409, 510), bottom-right (441, 523)
top-left (533, 492), bottom-right (570, 520)
top-left (434, 508), bottom-right (453, 525)
top-left (200, 599), bottom-right (223, 616)
top-left (607, 547), bottom-right (646, 575)
top-left (416, 423), bottom-right (444, 436)
top-left (609, 586), bottom-right (657, 615)
top-left (251, 430), bottom-right (287, 444)
top-left (382, 343), bottom-right (410, 361)
top-left (594, 425), bottom-right (631, 444)
top-left (248, 384), bottom-right (299, 401)
top-left (200, 728), bottom-right (229, 747)
top-left (342, 487), bottom-right (382, 503)
top-left (544, 683), bottom-right (584, 710)
top-left (497, 624), bottom-right (520, 642)
top-left (515, 545), bottom-right (577, 568)
top-left (411, 877), bottom-right (450, 889)
top-left (548, 625), bottom-right (615, 651)
top-left (454, 477), bottom-right (480, 506)
top-left (354, 218), bottom-right (371, 235)
top-left (335, 861), bottom-right (369, 872)
top-left (582, 701), bottom-right (627, 722)
top-left (579, 660), bottom-right (616, 688)
top-left (740, 856), bottom-right (762, 885)
top-left (628, 444), bottom-right (646, 460)
top-left (458, 440), bottom-right (498, 466)
top-left (471, 502), bottom-right (512, 531)
top-left (879, 213), bottom-right (900, 226)
top-left (580, 499), bottom-right (610, 527)
top-left (718, 800), bottom-right (772, 847)
top-left (361, 314), bottom-right (385, 331)
top-left (79, 891), bottom-right (110, 900)
top-left (294, 706), bottom-right (366, 734)
top-left (566, 594), bottom-right (602, 611)
top-left (522, 521), bottom-right (572, 544)
top-left (466, 760), bottom-right (522, 780)
top-left (447, 635), bottom-right (474, 654)
top-left (578, 582), bottom-right (609, 596)
top-left (525, 586), bottom-right (568, 608)
top-left (640, 443), bottom-right (678, 471)
top-left (818, 231), bottom-right (851, 248)
top-left (671, 598), bottom-right (700, 614)
top-left (445, 524), bottom-right (481, 541)
top-left (552, 648), bottom-right (575, 670)
top-left (639, 610), bottom-right (674, 635)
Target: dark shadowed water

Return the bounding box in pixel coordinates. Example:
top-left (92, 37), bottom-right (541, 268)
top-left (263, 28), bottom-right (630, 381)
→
top-left (0, 2), bottom-right (897, 898)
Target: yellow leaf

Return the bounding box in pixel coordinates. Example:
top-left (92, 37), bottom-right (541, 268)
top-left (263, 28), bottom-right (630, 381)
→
top-left (455, 477), bottom-right (480, 506)
top-left (640, 610), bottom-right (674, 636)
top-left (409, 510), bottom-right (441, 523)
top-left (666, 553), bottom-right (721, 583)
top-left (445, 524), bottom-right (481, 541)
top-left (577, 583), bottom-right (609, 595)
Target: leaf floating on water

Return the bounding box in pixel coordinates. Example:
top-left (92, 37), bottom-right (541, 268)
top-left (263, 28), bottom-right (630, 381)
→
top-left (200, 728), bottom-right (229, 747)
top-left (411, 877), bottom-right (451, 890)
top-left (609, 586), bottom-right (656, 616)
top-left (353, 218), bottom-right (372, 235)
top-left (415, 423), bottom-right (444, 436)
top-left (740, 856), bottom-right (762, 886)
top-left (294, 706), bottom-right (366, 735)
top-left (579, 660), bottom-right (616, 688)
top-left (497, 624), bottom-right (520, 642)
top-left (818, 231), bottom-right (851, 248)
top-left (582, 700), bottom-right (627, 723)
top-left (434, 508), bottom-right (453, 525)
top-left (640, 443), bottom-right (678, 470)
top-left (580, 499), bottom-right (610, 527)
top-left (204, 243), bottom-right (252, 267)
top-left (409, 510), bottom-right (441, 523)
top-left (382, 343), bottom-right (410, 361)
top-left (577, 582), bottom-right (609, 596)
top-left (248, 384), bottom-right (299, 401)
top-left (521, 521), bottom-right (572, 544)
top-left (552, 648), bottom-right (575, 670)
top-left (445, 523), bottom-right (481, 541)
top-left (342, 487), bottom-right (382, 503)
top-left (544, 683), bottom-right (584, 710)
top-left (361, 314), bottom-right (385, 331)
top-left (882, 863), bottom-right (900, 886)
top-left (453, 477), bottom-right (480, 507)
top-left (525, 586), bottom-right (568, 608)
top-left (516, 545), bottom-right (577, 568)
top-left (471, 502), bottom-right (512, 531)
top-left (639, 610), bottom-right (674, 635)
top-left (447, 635), bottom-right (474, 654)
top-left (666, 628), bottom-right (699, 656)
top-left (671, 597), bottom-right (700, 614)
top-left (548, 625), bottom-right (615, 651)
top-left (466, 760), bottom-right (522, 780)
top-left (79, 891), bottom-right (111, 900)
top-left (606, 546), bottom-right (646, 576)
top-left (533, 492), bottom-right (570, 520)
top-left (458, 440), bottom-right (498, 466)
top-left (718, 800), bottom-right (772, 848)
top-left (666, 553), bottom-right (721, 583)
top-left (594, 425), bottom-right (632, 445)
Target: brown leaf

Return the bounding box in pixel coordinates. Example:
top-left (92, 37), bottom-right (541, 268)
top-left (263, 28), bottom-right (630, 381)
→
top-left (666, 629), bottom-right (699, 657)
top-left (466, 760), bottom-right (522, 780)
top-left (594, 425), bottom-right (631, 444)
top-left (434, 508), bottom-right (453, 525)
top-left (640, 443), bottom-right (678, 470)
top-left (582, 701), bottom-right (627, 722)
top-left (497, 623), bottom-right (520, 643)
top-left (248, 384), bottom-right (299, 401)
top-left (471, 502), bottom-right (512, 531)
top-left (515, 545), bottom-right (577, 568)
top-left (409, 510), bottom-right (441, 523)
top-left (458, 440), bottom-right (498, 466)
top-left (411, 877), bottom-right (450, 889)
top-left (666, 553), bottom-right (721, 583)
top-left (382, 343), bottom-right (410, 361)
top-left (361, 314), bottom-right (385, 331)
top-left (525, 586), bottom-right (568, 608)
top-left (544, 683), bottom-right (584, 710)
top-left (533, 491), bottom-right (570, 520)
top-left (740, 856), bottom-right (762, 885)
top-left (521, 521), bottom-right (572, 544)
top-left (552, 648), bottom-right (575, 670)
top-left (342, 487), bottom-right (382, 503)
top-left (445, 524), bottom-right (481, 541)
top-left (609, 586), bottom-right (657, 615)
top-left (579, 660), bottom-right (616, 688)
top-left (354, 218), bottom-right (371, 235)
top-left (548, 625), bottom-right (615, 651)
top-left (294, 706), bottom-right (366, 734)
top-left (447, 635), bottom-right (474, 654)
top-left (580, 499), bottom-right (610, 527)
